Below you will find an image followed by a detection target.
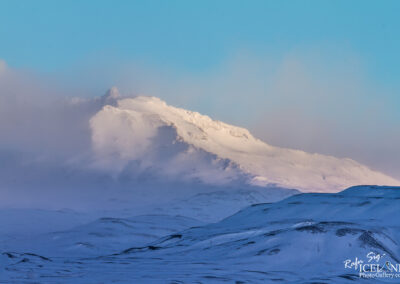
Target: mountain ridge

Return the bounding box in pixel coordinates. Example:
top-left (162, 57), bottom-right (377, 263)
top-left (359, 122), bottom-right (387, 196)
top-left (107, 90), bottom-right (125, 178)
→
top-left (89, 92), bottom-right (400, 192)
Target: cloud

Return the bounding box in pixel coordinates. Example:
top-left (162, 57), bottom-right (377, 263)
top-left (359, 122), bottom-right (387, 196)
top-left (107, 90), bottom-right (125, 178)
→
top-left (84, 50), bottom-right (399, 179)
top-left (0, 66), bottom-right (91, 158)
top-left (0, 49), bottom-right (399, 209)
top-left (248, 54), bottom-right (400, 180)
top-left (0, 63), bottom-right (108, 209)
top-left (0, 60), bottom-right (7, 76)
top-left (0, 66), bottom-right (249, 210)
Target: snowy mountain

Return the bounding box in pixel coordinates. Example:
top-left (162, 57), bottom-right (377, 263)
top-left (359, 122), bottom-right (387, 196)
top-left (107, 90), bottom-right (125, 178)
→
top-left (2, 186), bottom-right (399, 283)
top-left (2, 214), bottom-right (203, 257)
top-left (90, 93), bottom-right (400, 192)
top-left (1, 89), bottom-right (398, 283)
top-left (0, 187), bottom-right (296, 257)
top-left (153, 186), bottom-right (297, 222)
top-left (107, 185), bottom-right (400, 283)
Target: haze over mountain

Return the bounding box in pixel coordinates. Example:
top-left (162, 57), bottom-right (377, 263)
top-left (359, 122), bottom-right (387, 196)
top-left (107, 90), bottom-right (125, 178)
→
top-left (90, 88), bottom-right (400, 193)
top-left (1, 86), bottom-right (399, 212)
top-left (1, 87), bottom-right (399, 283)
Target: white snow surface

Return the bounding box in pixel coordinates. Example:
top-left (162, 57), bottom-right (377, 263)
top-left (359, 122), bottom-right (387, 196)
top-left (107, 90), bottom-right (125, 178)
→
top-left (90, 95), bottom-right (399, 192)
top-left (1, 185), bottom-right (399, 283)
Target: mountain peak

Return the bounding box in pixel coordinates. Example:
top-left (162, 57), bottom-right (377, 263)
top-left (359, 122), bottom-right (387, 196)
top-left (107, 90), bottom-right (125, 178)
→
top-left (102, 86), bottom-right (121, 103)
top-left (90, 95), bottom-right (400, 193)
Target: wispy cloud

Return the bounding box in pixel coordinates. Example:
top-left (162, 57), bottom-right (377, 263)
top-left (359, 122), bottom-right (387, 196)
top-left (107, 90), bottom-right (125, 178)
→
top-left (0, 49), bottom-right (399, 209)
top-left (88, 50), bottom-right (399, 179)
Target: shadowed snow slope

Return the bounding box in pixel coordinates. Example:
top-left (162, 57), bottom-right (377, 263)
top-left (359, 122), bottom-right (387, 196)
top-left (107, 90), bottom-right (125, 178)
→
top-left (2, 186), bottom-right (399, 283)
top-left (109, 185), bottom-right (400, 283)
top-left (90, 95), bottom-right (399, 192)
top-left (154, 186), bottom-right (297, 223)
top-left (0, 186), bottom-right (295, 258)
top-left (1, 215), bottom-right (203, 257)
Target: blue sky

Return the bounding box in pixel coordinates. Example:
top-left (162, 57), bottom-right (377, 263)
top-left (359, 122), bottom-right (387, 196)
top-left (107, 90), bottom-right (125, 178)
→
top-left (0, 0), bottom-right (399, 178)
top-left (0, 0), bottom-right (399, 85)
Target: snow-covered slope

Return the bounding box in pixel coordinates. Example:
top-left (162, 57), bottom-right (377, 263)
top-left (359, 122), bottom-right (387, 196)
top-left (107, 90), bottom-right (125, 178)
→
top-left (2, 215), bottom-right (203, 257)
top-left (105, 185), bottom-right (400, 283)
top-left (2, 186), bottom-right (399, 283)
top-left (90, 94), bottom-right (399, 192)
top-left (154, 186), bottom-right (297, 222)
top-left (0, 186), bottom-right (295, 258)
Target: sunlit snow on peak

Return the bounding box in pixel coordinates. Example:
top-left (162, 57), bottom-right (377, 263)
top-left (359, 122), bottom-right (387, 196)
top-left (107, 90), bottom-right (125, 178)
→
top-left (89, 95), bottom-right (400, 192)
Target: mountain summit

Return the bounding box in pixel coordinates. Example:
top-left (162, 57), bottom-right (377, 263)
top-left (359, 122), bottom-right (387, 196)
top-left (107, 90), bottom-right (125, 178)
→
top-left (89, 95), bottom-right (400, 192)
